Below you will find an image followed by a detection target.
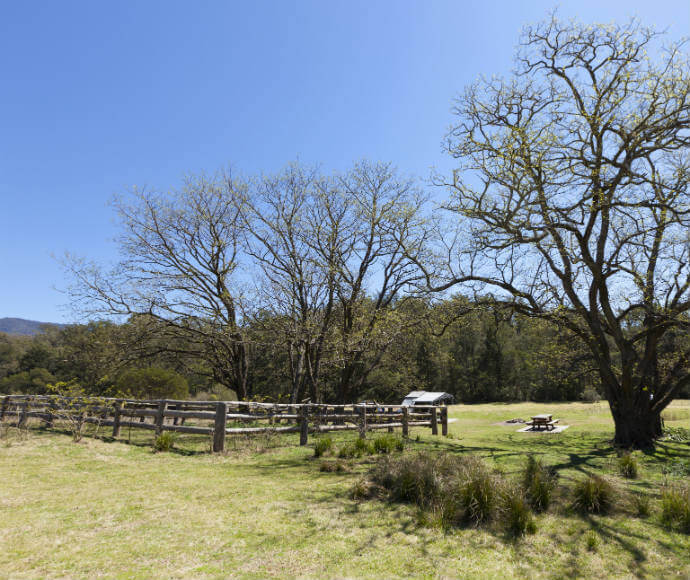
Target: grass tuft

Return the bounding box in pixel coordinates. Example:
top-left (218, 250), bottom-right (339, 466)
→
top-left (660, 485), bottom-right (690, 533)
top-left (631, 492), bottom-right (651, 518)
top-left (319, 459), bottom-right (347, 473)
top-left (313, 436), bottom-right (334, 458)
top-left (572, 475), bottom-right (614, 514)
top-left (617, 452), bottom-right (639, 479)
top-left (501, 487), bottom-right (536, 537)
top-left (153, 431), bottom-right (176, 452)
top-left (522, 455), bottom-right (558, 512)
top-left (372, 433), bottom-right (404, 454)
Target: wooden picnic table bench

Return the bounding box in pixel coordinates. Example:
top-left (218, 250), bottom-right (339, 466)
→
top-left (526, 414), bottom-right (560, 431)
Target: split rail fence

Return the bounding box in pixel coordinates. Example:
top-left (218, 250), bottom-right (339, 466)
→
top-left (0, 395), bottom-right (449, 452)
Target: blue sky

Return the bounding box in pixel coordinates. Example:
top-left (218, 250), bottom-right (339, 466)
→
top-left (1, 0), bottom-right (689, 322)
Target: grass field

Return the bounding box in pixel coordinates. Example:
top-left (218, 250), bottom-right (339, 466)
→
top-left (1, 401), bottom-right (689, 579)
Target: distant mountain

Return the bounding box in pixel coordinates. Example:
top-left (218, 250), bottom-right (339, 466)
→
top-left (0, 317), bottom-right (66, 336)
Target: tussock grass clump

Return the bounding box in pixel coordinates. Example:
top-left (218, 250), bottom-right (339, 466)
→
top-left (617, 452), bottom-right (639, 479)
top-left (351, 478), bottom-right (376, 500)
top-left (369, 452), bottom-right (508, 529)
top-left (663, 426), bottom-right (690, 443)
top-left (338, 438), bottom-right (375, 459)
top-left (454, 457), bottom-right (500, 526)
top-left (153, 432), bottom-right (176, 452)
top-left (501, 488), bottom-right (537, 537)
top-left (631, 492), bottom-right (651, 518)
top-left (372, 434), bottom-right (404, 454)
top-left (572, 475), bottom-right (614, 514)
top-left (522, 455), bottom-right (558, 512)
top-left (584, 530), bottom-right (599, 552)
top-left (319, 459), bottom-right (347, 473)
top-left (660, 486), bottom-right (690, 533)
top-left (313, 436), bottom-right (334, 458)
top-left (337, 436), bottom-right (400, 459)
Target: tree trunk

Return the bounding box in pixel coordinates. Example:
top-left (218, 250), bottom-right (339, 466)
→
top-left (609, 398), bottom-right (663, 448)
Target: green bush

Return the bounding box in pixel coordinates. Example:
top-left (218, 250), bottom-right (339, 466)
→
top-left (617, 452), bottom-right (639, 479)
top-left (522, 455), bottom-right (558, 512)
top-left (116, 367), bottom-right (189, 400)
top-left (661, 486), bottom-right (690, 533)
top-left (313, 436), bottom-right (334, 458)
top-left (154, 431), bottom-right (176, 452)
top-left (572, 476), bottom-right (614, 514)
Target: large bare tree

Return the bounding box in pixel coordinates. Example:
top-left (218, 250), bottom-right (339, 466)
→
top-left (65, 173), bottom-right (255, 399)
top-left (242, 164), bottom-right (339, 403)
top-left (426, 17), bottom-right (690, 447)
top-left (327, 162), bottom-right (429, 403)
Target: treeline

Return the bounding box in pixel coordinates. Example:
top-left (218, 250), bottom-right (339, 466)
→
top-left (2, 298), bottom-right (650, 403)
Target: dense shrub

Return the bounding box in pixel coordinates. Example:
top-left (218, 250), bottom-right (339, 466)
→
top-left (617, 452), bottom-right (639, 479)
top-left (522, 455), bottom-right (558, 512)
top-left (661, 486), bottom-right (690, 533)
top-left (572, 476), bottom-right (614, 514)
top-left (116, 367), bottom-right (189, 400)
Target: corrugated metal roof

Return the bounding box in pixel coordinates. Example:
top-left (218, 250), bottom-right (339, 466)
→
top-left (405, 391), bottom-right (427, 398)
top-left (413, 392), bottom-right (453, 403)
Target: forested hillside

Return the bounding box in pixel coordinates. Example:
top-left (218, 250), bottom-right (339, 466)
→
top-left (0, 318), bottom-right (64, 336)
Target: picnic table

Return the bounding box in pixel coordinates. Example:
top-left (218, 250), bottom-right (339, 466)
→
top-left (527, 414), bottom-right (559, 431)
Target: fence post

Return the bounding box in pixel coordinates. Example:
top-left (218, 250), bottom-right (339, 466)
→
top-left (18, 397), bottom-right (30, 428)
top-left (0, 396), bottom-right (9, 422)
top-left (213, 402), bottom-right (227, 452)
top-left (402, 406), bottom-right (409, 438)
top-left (431, 407), bottom-right (438, 436)
top-left (112, 400), bottom-right (123, 437)
top-left (441, 406), bottom-right (448, 437)
top-left (46, 397), bottom-right (57, 428)
top-left (155, 400), bottom-right (168, 436)
top-left (387, 406), bottom-right (394, 433)
top-left (358, 404), bottom-right (367, 439)
top-left (299, 405), bottom-right (309, 446)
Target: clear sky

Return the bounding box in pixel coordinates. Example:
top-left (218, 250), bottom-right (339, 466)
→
top-left (1, 0), bottom-right (688, 322)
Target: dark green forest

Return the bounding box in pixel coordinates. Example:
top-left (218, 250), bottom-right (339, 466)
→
top-left (4, 302), bottom-right (687, 404)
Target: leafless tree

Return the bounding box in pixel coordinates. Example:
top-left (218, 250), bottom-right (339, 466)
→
top-left (65, 173), bottom-right (255, 399)
top-left (242, 164), bottom-right (338, 403)
top-left (424, 17), bottom-right (690, 447)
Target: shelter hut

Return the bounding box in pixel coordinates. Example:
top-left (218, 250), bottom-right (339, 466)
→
top-left (401, 391), bottom-right (454, 406)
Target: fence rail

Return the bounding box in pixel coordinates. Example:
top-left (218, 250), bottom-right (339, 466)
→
top-left (0, 394), bottom-right (449, 452)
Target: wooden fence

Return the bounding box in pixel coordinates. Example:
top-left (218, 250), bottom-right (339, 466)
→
top-left (0, 395), bottom-right (449, 452)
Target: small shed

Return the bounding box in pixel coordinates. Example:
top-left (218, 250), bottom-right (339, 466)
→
top-left (401, 391), bottom-right (454, 406)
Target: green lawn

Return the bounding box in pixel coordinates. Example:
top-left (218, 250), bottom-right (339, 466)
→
top-left (1, 401), bottom-right (689, 579)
